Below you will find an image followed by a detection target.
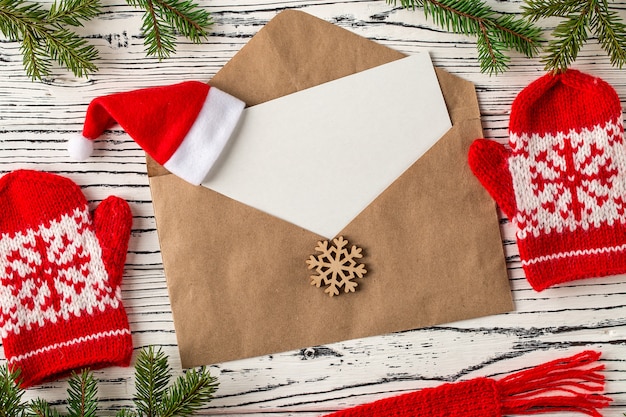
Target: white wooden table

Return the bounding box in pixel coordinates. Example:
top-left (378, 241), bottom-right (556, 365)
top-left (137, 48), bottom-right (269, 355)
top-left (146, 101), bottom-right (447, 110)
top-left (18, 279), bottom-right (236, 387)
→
top-left (2, 1), bottom-right (626, 415)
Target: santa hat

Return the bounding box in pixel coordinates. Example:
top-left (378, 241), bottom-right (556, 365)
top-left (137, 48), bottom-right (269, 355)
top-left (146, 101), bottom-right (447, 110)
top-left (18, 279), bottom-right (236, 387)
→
top-left (69, 81), bottom-right (245, 185)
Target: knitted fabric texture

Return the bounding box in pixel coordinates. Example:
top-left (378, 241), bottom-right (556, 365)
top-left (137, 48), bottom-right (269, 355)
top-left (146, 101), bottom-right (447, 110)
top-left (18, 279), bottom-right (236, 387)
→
top-left (468, 69), bottom-right (626, 291)
top-left (0, 170), bottom-right (133, 388)
top-left (322, 350), bottom-right (610, 417)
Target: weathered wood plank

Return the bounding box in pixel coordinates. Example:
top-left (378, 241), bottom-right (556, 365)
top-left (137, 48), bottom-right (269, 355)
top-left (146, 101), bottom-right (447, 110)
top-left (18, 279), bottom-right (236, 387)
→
top-left (3, 0), bottom-right (626, 415)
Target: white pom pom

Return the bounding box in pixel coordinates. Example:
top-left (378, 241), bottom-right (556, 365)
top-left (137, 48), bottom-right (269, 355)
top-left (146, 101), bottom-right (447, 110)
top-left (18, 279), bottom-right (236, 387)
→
top-left (68, 134), bottom-right (94, 160)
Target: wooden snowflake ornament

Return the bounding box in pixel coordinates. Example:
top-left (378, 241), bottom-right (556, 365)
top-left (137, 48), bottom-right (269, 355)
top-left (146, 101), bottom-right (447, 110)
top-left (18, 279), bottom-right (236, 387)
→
top-left (306, 236), bottom-right (367, 297)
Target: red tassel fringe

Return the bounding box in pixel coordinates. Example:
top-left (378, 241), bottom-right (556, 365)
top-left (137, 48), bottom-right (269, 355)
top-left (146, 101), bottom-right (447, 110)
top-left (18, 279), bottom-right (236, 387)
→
top-left (497, 350), bottom-right (612, 417)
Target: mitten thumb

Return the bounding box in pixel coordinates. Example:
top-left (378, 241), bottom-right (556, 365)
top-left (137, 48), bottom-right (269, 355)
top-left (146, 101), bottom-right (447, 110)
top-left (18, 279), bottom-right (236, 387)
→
top-left (468, 139), bottom-right (517, 220)
top-left (93, 196), bottom-right (132, 288)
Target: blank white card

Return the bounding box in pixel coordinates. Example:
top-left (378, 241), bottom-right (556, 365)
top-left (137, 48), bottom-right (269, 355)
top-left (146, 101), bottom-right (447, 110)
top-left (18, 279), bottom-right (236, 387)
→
top-left (202, 53), bottom-right (452, 239)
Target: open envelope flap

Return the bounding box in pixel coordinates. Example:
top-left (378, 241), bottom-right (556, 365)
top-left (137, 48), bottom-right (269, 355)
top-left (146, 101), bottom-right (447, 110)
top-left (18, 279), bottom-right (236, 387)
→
top-left (210, 10), bottom-right (408, 107)
top-left (146, 12), bottom-right (477, 177)
top-left (147, 10), bottom-right (512, 368)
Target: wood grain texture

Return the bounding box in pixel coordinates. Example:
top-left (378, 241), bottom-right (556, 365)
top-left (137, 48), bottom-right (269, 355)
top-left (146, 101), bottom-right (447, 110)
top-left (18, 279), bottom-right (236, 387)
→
top-left (2, 0), bottom-right (626, 415)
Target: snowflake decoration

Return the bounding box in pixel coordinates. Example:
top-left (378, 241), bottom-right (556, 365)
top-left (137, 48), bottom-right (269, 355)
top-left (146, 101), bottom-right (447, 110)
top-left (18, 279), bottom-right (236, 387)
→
top-left (306, 236), bottom-right (367, 297)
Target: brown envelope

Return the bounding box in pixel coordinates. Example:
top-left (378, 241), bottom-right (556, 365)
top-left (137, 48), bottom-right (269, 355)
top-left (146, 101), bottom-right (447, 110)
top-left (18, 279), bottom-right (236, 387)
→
top-left (147, 10), bottom-right (513, 368)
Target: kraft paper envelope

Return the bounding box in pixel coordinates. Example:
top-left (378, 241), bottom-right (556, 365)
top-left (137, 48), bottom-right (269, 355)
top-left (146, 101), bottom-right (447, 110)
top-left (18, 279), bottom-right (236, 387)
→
top-left (147, 9), bottom-right (513, 368)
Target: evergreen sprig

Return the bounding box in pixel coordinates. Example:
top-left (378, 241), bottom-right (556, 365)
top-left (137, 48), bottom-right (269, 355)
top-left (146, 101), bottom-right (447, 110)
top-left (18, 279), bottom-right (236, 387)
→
top-left (157, 364), bottom-right (218, 417)
top-left (28, 398), bottom-right (61, 417)
top-left (125, 0), bottom-right (212, 61)
top-left (27, 369), bottom-right (100, 417)
top-left (67, 370), bottom-right (98, 417)
top-left (0, 0), bottom-right (213, 81)
top-left (0, 0), bottom-right (99, 80)
top-left (133, 345), bottom-right (172, 416)
top-left (0, 347), bottom-right (218, 417)
top-left (121, 346), bottom-right (217, 417)
top-left (523, 0), bottom-right (626, 72)
top-left (389, 0), bottom-right (626, 74)
top-left (388, 0), bottom-right (544, 74)
top-left (0, 366), bottom-right (26, 417)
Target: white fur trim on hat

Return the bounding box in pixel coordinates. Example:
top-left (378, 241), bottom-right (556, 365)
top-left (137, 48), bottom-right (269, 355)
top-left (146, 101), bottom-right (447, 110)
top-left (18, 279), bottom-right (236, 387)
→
top-left (163, 87), bottom-right (245, 185)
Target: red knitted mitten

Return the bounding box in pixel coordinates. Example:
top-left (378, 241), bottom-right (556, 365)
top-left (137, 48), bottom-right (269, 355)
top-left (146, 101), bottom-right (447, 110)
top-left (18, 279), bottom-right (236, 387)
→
top-left (0, 170), bottom-right (133, 387)
top-left (324, 351), bottom-right (611, 417)
top-left (469, 70), bottom-right (626, 291)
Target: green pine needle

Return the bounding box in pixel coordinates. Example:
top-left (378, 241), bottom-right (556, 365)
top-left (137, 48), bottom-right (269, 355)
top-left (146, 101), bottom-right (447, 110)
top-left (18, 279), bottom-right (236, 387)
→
top-left (134, 346), bottom-right (172, 416)
top-left (522, 0), bottom-right (583, 21)
top-left (0, 347), bottom-right (218, 416)
top-left (27, 398), bottom-right (61, 417)
top-left (541, 1), bottom-right (590, 73)
top-left (0, 365), bottom-right (26, 417)
top-left (157, 0), bottom-right (212, 43)
top-left (0, 0), bottom-right (100, 80)
top-left (590, 1), bottom-right (626, 68)
top-left (45, 28), bottom-right (99, 76)
top-left (388, 0), bottom-right (544, 74)
top-left (66, 369), bottom-right (98, 417)
top-left (48, 0), bottom-right (101, 27)
top-left (0, 0), bottom-right (44, 40)
top-left (494, 14), bottom-right (544, 57)
top-left (158, 366), bottom-right (218, 417)
top-left (476, 30), bottom-right (509, 75)
top-left (0, 0), bottom-right (212, 81)
top-left (391, 0), bottom-right (626, 73)
top-left (523, 0), bottom-right (626, 72)
top-left (126, 0), bottom-right (212, 60)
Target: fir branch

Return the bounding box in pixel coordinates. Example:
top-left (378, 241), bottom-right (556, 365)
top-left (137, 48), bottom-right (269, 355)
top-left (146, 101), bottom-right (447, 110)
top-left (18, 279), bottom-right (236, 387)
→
top-left (541, 1), bottom-right (590, 73)
top-left (45, 27), bottom-right (99, 77)
top-left (388, 0), bottom-right (543, 74)
top-left (0, 0), bottom-right (211, 81)
top-left (134, 346), bottom-right (172, 417)
top-left (0, 0), bottom-right (50, 79)
top-left (0, 365), bottom-right (26, 417)
top-left (0, 0), bottom-right (99, 80)
top-left (125, 0), bottom-right (212, 60)
top-left (158, 367), bottom-right (218, 417)
top-left (48, 0), bottom-right (101, 27)
top-left (523, 0), bottom-right (626, 72)
top-left (590, 0), bottom-right (626, 68)
top-left (27, 399), bottom-right (61, 417)
top-left (156, 0), bottom-right (212, 43)
top-left (494, 14), bottom-right (543, 57)
top-left (66, 370), bottom-right (98, 417)
top-left (1, 347), bottom-right (219, 417)
top-left (127, 0), bottom-right (176, 60)
top-left (522, 0), bottom-right (583, 21)
top-left (21, 29), bottom-right (53, 80)
top-left (0, 0), bottom-right (45, 40)
top-left (476, 29), bottom-right (508, 75)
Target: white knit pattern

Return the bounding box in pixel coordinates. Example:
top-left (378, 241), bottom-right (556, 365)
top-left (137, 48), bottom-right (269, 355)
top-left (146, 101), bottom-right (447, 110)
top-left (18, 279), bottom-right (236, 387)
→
top-left (0, 205), bottom-right (121, 338)
top-left (522, 243), bottom-right (626, 266)
top-left (508, 116), bottom-right (626, 239)
top-left (7, 328), bottom-right (131, 365)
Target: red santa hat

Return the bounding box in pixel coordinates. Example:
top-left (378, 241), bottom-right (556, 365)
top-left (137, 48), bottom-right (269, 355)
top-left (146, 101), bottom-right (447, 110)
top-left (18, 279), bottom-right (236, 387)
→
top-left (69, 81), bottom-right (245, 185)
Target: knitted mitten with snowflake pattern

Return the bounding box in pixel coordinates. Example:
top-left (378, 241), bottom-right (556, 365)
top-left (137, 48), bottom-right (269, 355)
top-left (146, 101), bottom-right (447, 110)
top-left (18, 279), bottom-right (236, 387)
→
top-left (469, 70), bottom-right (626, 291)
top-left (0, 169), bottom-right (133, 387)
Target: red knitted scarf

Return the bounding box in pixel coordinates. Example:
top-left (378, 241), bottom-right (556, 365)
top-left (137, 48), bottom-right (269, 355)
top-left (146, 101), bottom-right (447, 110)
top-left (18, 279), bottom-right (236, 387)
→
top-left (324, 351), bottom-right (611, 417)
